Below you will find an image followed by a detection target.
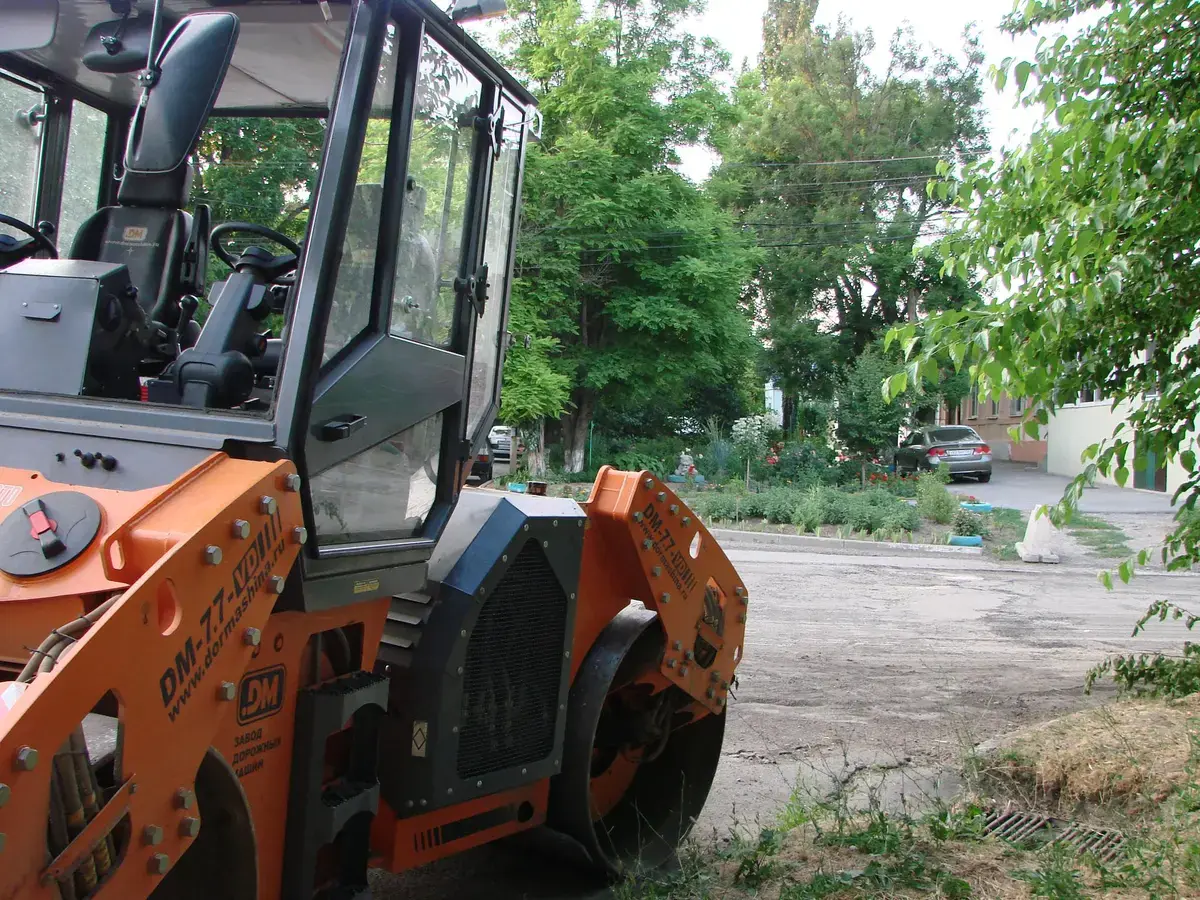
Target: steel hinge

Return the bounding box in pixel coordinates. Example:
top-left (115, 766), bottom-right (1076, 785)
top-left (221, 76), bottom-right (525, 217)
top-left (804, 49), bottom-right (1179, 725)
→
top-left (454, 262), bottom-right (489, 317)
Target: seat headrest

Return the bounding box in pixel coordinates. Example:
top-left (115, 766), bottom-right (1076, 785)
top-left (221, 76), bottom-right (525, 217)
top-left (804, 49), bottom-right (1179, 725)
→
top-left (118, 164), bottom-right (193, 208)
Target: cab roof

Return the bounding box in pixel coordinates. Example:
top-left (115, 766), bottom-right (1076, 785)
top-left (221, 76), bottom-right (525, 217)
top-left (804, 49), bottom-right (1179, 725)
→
top-left (3, 0), bottom-right (534, 113)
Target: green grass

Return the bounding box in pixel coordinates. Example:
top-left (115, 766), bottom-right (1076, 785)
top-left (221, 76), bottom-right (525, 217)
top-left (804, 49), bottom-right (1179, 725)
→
top-left (986, 507), bottom-right (1028, 561)
top-left (1066, 514), bottom-right (1134, 558)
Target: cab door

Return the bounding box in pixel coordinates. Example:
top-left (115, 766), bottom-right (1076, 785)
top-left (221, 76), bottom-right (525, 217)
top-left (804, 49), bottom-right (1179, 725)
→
top-left (291, 4), bottom-right (528, 573)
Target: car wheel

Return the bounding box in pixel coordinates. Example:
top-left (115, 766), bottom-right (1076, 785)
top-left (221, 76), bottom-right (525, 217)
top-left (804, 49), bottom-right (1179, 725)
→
top-left (978, 473), bottom-right (991, 483)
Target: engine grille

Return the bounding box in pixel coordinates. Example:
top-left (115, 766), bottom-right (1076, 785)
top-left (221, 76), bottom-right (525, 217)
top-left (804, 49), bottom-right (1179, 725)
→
top-left (456, 539), bottom-right (568, 779)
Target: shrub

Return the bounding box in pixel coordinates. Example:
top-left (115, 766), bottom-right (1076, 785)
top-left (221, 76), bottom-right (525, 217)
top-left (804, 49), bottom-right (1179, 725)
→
top-left (741, 492), bottom-right (769, 519)
top-left (771, 439), bottom-right (836, 485)
top-left (764, 489), bottom-right (800, 524)
top-left (882, 504), bottom-right (921, 533)
top-left (952, 507), bottom-right (987, 537)
top-left (916, 472), bottom-right (958, 524)
top-left (612, 451), bottom-right (664, 475)
top-left (847, 497), bottom-right (885, 533)
top-left (700, 493), bottom-right (739, 521)
top-left (887, 474), bottom-right (919, 498)
top-left (821, 491), bottom-right (851, 526)
top-left (792, 497), bottom-right (824, 533)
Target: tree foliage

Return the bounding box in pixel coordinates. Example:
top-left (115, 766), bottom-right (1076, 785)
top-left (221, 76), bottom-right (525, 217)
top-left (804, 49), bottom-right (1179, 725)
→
top-left (836, 350), bottom-right (907, 480)
top-left (714, 1), bottom-right (987, 425)
top-left (501, 0), bottom-right (758, 469)
top-left (889, 0), bottom-right (1200, 567)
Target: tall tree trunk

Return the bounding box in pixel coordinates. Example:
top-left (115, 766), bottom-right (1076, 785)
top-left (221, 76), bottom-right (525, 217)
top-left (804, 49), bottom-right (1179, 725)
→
top-left (525, 420), bottom-right (547, 476)
top-left (559, 390), bottom-right (594, 473)
top-left (906, 288), bottom-right (918, 322)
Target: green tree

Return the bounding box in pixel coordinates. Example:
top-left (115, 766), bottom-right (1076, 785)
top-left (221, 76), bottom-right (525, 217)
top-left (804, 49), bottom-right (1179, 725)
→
top-left (713, 7), bottom-right (987, 427)
top-left (501, 0), bottom-right (759, 472)
top-left (888, 0), bottom-right (1200, 571)
top-left (836, 349), bottom-right (907, 485)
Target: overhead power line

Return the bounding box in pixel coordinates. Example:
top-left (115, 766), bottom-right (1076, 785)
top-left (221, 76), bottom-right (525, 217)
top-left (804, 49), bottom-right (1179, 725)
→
top-left (719, 150), bottom-right (988, 169)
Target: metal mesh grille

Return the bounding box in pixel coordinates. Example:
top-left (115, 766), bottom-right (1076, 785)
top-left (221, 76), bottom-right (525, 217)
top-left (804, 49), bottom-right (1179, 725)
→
top-left (983, 808), bottom-right (1125, 862)
top-left (456, 539), bottom-right (567, 779)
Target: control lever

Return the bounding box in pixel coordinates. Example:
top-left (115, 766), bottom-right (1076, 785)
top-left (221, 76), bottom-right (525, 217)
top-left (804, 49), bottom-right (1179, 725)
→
top-left (174, 295), bottom-right (199, 357)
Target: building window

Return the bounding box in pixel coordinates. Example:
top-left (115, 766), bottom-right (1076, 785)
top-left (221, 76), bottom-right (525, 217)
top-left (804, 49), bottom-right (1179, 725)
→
top-left (990, 398), bottom-right (999, 417)
top-left (1078, 387), bottom-right (1105, 404)
top-left (1012, 396), bottom-right (1025, 414)
top-left (969, 387), bottom-right (978, 418)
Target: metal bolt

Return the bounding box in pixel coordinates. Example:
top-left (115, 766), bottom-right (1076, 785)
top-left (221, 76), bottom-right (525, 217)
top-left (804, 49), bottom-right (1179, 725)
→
top-left (735, 586), bottom-right (746, 599)
top-left (644, 478), bottom-right (653, 489)
top-left (269, 575), bottom-right (286, 594)
top-left (717, 697), bottom-right (726, 707)
top-left (633, 512), bottom-right (642, 522)
top-left (652, 566), bottom-right (662, 577)
top-left (564, 650), bottom-right (570, 658)
top-left (710, 671), bottom-right (721, 683)
top-left (293, 526), bottom-right (308, 545)
top-left (739, 614), bottom-right (747, 624)
top-left (457, 667), bottom-right (464, 675)
top-left (174, 788), bottom-right (194, 810)
top-left (283, 473), bottom-right (302, 492)
top-left (0, 784), bottom-right (9, 808)
top-left (680, 665), bottom-right (689, 676)
top-left (543, 541), bottom-right (549, 549)
top-left (143, 824), bottom-right (164, 846)
top-left (231, 519), bottom-right (251, 539)
top-left (523, 524), bottom-right (529, 531)
top-left (660, 592), bottom-right (670, 604)
top-left (666, 659), bottom-right (677, 669)
top-left (476, 780), bottom-right (483, 788)
top-left (452, 726), bottom-right (459, 734)
top-left (0, 832), bottom-right (5, 854)
top-left (259, 495), bottom-right (278, 516)
top-left (722, 680), bottom-right (730, 690)
top-left (447, 788), bottom-right (454, 796)
top-left (406, 800), bottom-right (414, 809)
top-left (521, 768), bottom-right (528, 775)
top-left (554, 759), bottom-right (560, 767)
top-left (179, 817), bottom-right (201, 838)
top-left (642, 539), bottom-right (653, 550)
top-left (577, 520), bottom-right (584, 527)
top-left (552, 520), bottom-right (558, 527)
top-left (685, 650), bottom-right (695, 661)
top-left (502, 554), bottom-right (508, 562)
top-left (218, 682), bottom-right (236, 701)
top-left (669, 505), bottom-right (678, 515)
top-left (243, 628), bottom-right (261, 647)
top-left (460, 629), bottom-right (467, 637)
top-left (203, 545), bottom-right (223, 566)
top-left (420, 799), bottom-right (427, 807)
top-left (657, 492), bottom-right (666, 502)
top-left (682, 516), bottom-right (691, 526)
top-left (672, 640), bottom-right (682, 651)
top-left (148, 853), bottom-right (169, 875)
top-left (569, 592), bottom-right (576, 600)
top-left (706, 688), bottom-right (715, 699)
top-left (14, 747), bottom-right (37, 771)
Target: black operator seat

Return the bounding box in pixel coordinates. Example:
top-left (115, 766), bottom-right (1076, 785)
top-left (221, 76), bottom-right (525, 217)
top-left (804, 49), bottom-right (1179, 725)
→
top-left (69, 163), bottom-right (209, 342)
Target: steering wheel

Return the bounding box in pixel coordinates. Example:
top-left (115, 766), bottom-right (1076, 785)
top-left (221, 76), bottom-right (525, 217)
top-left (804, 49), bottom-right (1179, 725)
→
top-left (210, 222), bottom-right (301, 284)
top-left (0, 213), bottom-right (57, 268)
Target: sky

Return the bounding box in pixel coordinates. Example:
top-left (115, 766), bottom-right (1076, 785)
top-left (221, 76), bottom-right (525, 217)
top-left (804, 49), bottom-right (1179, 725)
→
top-left (676, 0), bottom-right (1046, 180)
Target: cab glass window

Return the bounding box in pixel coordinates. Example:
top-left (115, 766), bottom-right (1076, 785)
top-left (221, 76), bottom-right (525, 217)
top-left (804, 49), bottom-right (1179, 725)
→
top-left (388, 35), bottom-right (482, 347)
top-left (466, 99), bottom-right (523, 439)
top-left (58, 102), bottom-right (107, 252)
top-left (321, 21), bottom-right (402, 364)
top-left (0, 76), bottom-right (43, 226)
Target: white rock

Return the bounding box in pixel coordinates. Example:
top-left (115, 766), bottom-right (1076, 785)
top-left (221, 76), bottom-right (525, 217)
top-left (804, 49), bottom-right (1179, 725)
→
top-left (1016, 504), bottom-right (1060, 563)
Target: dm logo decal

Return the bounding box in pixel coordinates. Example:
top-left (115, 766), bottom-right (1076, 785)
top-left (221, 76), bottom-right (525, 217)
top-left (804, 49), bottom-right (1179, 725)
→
top-left (237, 665), bottom-right (286, 725)
top-left (122, 225), bottom-right (149, 242)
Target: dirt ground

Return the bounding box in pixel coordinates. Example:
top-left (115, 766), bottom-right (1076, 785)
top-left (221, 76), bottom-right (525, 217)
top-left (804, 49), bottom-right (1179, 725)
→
top-left (371, 535), bottom-right (1195, 898)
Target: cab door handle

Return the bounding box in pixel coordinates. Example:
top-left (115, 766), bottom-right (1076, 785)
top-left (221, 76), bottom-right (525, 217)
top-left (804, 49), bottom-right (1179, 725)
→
top-left (318, 414), bottom-right (366, 441)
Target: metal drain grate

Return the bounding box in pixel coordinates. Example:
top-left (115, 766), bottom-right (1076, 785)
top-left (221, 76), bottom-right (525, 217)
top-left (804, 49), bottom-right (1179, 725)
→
top-left (983, 808), bottom-right (1125, 863)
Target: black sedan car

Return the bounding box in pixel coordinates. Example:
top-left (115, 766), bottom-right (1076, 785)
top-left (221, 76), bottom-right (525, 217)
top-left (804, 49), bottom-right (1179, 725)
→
top-left (895, 425), bottom-right (992, 481)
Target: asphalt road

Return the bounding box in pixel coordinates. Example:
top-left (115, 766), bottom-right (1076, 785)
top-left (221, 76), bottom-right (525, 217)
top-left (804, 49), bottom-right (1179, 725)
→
top-left (956, 461), bottom-right (1175, 514)
top-left (371, 537), bottom-right (1190, 898)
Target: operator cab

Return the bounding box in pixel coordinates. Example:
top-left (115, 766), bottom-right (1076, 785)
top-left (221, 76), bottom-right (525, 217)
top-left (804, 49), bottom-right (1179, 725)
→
top-left (0, 0), bottom-right (536, 587)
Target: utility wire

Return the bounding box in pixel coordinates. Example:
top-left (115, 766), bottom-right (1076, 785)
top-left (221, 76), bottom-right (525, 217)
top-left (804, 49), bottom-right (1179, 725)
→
top-left (717, 150), bottom-right (988, 168)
